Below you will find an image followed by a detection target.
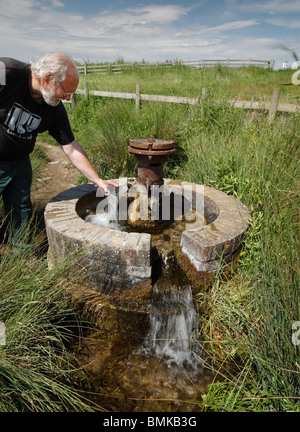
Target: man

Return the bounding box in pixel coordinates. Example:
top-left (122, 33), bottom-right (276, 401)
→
top-left (0, 53), bottom-right (114, 244)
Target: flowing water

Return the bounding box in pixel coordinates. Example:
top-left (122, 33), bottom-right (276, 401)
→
top-left (76, 191), bottom-right (212, 411)
top-left (85, 191), bottom-right (119, 229)
top-left (144, 256), bottom-right (203, 376)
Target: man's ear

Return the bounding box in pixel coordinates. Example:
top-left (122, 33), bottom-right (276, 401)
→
top-left (44, 72), bottom-right (54, 84)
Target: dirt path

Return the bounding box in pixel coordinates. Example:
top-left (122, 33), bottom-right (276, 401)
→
top-left (30, 142), bottom-right (79, 243)
top-left (32, 142), bottom-right (78, 211)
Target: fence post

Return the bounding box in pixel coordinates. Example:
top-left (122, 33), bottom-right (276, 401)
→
top-left (84, 63), bottom-right (87, 76)
top-left (201, 87), bottom-right (208, 114)
top-left (135, 83), bottom-right (140, 112)
top-left (84, 81), bottom-right (89, 99)
top-left (269, 60), bottom-right (275, 70)
top-left (268, 88), bottom-right (280, 123)
top-left (71, 93), bottom-right (76, 115)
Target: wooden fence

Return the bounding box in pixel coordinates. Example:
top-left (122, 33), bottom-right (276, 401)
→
top-left (77, 58), bottom-right (274, 75)
top-left (69, 84), bottom-right (299, 123)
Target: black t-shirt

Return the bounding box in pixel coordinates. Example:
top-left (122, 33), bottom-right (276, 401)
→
top-left (0, 57), bottom-right (75, 161)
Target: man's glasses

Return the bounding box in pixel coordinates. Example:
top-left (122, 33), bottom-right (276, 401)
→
top-left (58, 81), bottom-right (74, 96)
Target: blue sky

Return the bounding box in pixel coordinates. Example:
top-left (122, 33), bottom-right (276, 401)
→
top-left (0, 0), bottom-right (299, 69)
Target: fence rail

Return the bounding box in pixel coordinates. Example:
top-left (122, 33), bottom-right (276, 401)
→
top-left (180, 59), bottom-right (274, 69)
top-left (77, 58), bottom-right (274, 75)
top-left (68, 85), bottom-right (299, 123)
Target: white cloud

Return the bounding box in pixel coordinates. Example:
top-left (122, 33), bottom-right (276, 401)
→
top-left (239, 0), bottom-right (300, 14)
top-left (86, 4), bottom-right (190, 29)
top-left (266, 18), bottom-right (300, 29)
top-left (205, 19), bottom-right (259, 33)
top-left (0, 1), bottom-right (193, 61)
top-left (0, 0), bottom-right (298, 66)
top-left (51, 0), bottom-right (64, 7)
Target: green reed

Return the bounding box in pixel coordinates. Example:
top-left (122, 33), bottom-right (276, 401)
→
top-left (0, 233), bottom-right (100, 412)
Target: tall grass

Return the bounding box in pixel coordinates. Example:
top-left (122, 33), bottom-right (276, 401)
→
top-left (182, 102), bottom-right (299, 411)
top-left (67, 96), bottom-right (188, 182)
top-left (0, 230), bottom-right (99, 412)
top-left (185, 110), bottom-right (299, 411)
top-left (78, 64), bottom-right (300, 102)
top-left (0, 138), bottom-right (100, 412)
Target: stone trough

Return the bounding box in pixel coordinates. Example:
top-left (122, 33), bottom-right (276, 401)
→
top-left (44, 178), bottom-right (250, 293)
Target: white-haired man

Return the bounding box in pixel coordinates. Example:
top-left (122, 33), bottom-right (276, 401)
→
top-left (0, 53), bottom-right (114, 245)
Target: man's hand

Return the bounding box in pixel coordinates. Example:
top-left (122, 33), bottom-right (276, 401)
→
top-left (93, 178), bottom-right (116, 196)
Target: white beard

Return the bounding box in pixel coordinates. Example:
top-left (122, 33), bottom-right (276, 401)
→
top-left (41, 84), bottom-right (60, 107)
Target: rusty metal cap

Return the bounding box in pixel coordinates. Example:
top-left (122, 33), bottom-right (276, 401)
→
top-left (129, 137), bottom-right (175, 151)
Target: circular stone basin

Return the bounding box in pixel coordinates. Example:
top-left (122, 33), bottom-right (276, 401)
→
top-left (44, 178), bottom-right (250, 293)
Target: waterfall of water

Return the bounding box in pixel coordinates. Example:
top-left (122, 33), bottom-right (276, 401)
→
top-left (146, 256), bottom-right (203, 375)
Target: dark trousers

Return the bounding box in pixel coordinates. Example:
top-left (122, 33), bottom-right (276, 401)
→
top-left (0, 157), bottom-right (33, 236)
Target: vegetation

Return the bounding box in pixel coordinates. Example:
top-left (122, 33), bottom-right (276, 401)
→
top-left (1, 64), bottom-right (299, 411)
top-left (0, 232), bottom-right (102, 412)
top-left (77, 63), bottom-right (300, 102)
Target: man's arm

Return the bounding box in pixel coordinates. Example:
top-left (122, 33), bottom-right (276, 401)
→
top-left (62, 140), bottom-right (115, 195)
